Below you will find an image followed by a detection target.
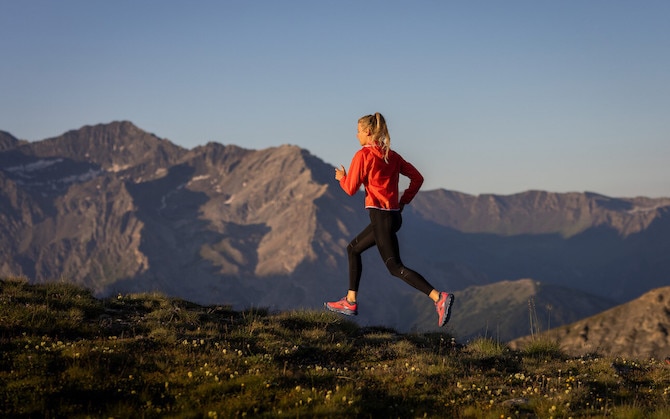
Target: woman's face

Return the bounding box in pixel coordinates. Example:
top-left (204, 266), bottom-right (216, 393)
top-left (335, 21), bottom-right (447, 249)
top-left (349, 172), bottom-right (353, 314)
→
top-left (356, 123), bottom-right (371, 146)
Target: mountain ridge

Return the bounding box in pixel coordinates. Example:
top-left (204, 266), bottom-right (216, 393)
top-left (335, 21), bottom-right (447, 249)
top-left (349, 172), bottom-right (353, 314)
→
top-left (412, 188), bottom-right (670, 238)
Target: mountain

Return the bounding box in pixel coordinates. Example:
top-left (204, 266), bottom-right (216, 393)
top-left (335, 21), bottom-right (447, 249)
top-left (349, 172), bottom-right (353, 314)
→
top-left (509, 286), bottom-right (670, 359)
top-left (411, 189), bottom-right (670, 238)
top-left (1, 121), bottom-right (669, 339)
top-left (406, 190), bottom-right (670, 301)
top-left (0, 121), bottom-right (370, 311)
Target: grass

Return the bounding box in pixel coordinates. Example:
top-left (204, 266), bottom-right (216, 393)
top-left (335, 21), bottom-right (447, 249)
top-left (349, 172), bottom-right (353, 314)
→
top-left (1, 277), bottom-right (670, 418)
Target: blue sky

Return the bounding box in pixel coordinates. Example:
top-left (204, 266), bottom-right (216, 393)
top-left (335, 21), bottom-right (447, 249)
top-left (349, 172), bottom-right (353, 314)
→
top-left (2, 1), bottom-right (669, 197)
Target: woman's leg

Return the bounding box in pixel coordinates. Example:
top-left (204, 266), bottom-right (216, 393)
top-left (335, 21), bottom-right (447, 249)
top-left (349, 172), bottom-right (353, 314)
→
top-left (369, 209), bottom-right (436, 297)
top-left (346, 222), bottom-right (376, 295)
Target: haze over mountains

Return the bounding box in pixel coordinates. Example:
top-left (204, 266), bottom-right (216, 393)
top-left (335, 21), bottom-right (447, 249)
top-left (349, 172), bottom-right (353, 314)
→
top-left (1, 121), bottom-right (669, 346)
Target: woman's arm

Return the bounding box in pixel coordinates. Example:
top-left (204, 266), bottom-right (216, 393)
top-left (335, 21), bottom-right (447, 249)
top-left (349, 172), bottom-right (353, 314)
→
top-left (399, 157), bottom-right (424, 205)
top-left (338, 150), bottom-right (365, 196)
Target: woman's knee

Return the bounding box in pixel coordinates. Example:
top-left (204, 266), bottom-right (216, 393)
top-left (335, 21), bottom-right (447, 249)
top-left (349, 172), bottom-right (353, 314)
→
top-left (347, 242), bottom-right (359, 258)
top-left (384, 257), bottom-right (405, 277)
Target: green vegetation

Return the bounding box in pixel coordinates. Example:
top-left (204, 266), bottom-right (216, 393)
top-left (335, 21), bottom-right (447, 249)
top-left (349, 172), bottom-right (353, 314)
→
top-left (2, 277), bottom-right (670, 418)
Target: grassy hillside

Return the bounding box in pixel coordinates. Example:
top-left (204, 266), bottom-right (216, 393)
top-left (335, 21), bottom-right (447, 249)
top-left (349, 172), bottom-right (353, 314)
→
top-left (2, 278), bottom-right (670, 418)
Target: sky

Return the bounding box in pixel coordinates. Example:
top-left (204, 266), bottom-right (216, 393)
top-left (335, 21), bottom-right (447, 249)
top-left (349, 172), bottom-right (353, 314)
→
top-left (1, 0), bottom-right (669, 198)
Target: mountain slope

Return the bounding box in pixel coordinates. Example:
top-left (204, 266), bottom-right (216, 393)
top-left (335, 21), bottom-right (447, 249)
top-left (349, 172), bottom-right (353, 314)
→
top-left (407, 278), bottom-right (616, 341)
top-left (510, 286), bottom-right (670, 359)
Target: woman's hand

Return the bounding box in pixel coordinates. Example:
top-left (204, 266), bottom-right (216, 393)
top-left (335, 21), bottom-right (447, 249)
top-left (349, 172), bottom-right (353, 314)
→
top-left (335, 165), bottom-right (346, 181)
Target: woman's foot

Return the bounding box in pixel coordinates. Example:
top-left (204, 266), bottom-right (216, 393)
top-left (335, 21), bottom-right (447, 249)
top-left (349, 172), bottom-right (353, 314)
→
top-left (435, 292), bottom-right (454, 327)
top-left (325, 297), bottom-right (358, 316)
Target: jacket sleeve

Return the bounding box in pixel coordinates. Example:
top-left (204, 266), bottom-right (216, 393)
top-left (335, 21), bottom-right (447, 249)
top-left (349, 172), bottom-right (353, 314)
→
top-left (339, 150), bottom-right (365, 196)
top-left (399, 157), bottom-right (424, 205)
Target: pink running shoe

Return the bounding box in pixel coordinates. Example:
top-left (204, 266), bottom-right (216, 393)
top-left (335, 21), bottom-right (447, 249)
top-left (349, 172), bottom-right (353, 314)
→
top-left (435, 292), bottom-right (454, 327)
top-left (325, 297), bottom-right (358, 316)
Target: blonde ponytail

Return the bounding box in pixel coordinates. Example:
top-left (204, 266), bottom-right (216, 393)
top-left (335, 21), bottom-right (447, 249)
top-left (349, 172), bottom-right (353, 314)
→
top-left (359, 112), bottom-right (391, 162)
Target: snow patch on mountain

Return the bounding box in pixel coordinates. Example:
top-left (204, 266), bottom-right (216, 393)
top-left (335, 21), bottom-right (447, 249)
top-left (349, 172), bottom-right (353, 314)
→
top-left (5, 158), bottom-right (63, 175)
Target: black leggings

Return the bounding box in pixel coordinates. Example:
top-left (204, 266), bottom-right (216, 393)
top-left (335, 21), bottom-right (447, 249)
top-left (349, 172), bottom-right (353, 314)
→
top-left (347, 208), bottom-right (435, 296)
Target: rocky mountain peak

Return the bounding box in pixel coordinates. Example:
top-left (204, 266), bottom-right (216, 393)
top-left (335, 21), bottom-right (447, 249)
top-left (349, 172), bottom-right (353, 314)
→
top-left (0, 130), bottom-right (22, 151)
top-left (21, 121), bottom-right (187, 173)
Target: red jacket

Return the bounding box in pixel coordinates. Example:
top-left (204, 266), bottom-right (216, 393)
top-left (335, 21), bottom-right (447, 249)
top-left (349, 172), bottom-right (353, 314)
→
top-left (339, 144), bottom-right (424, 210)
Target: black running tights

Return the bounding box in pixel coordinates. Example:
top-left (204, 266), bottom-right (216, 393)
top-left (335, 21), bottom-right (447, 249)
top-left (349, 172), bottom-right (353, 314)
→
top-left (347, 208), bottom-right (435, 296)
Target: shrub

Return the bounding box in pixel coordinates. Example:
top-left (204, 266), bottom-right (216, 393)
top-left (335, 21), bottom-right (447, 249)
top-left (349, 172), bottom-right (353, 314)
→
top-left (523, 336), bottom-right (563, 359)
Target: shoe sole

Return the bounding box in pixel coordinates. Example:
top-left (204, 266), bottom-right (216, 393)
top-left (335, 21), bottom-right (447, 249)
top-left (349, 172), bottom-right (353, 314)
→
top-left (324, 302), bottom-right (358, 316)
top-left (439, 293), bottom-right (454, 327)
